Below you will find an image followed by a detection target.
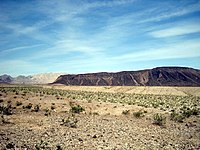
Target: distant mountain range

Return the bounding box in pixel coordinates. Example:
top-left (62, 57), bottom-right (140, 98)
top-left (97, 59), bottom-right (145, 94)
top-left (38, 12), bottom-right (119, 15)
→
top-left (1, 67), bottom-right (200, 86)
top-left (0, 73), bottom-right (62, 84)
top-left (53, 67), bottom-right (200, 86)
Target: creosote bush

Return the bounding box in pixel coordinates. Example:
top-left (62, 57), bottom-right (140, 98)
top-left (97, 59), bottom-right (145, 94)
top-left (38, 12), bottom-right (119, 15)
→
top-left (61, 116), bottom-right (78, 128)
top-left (0, 104), bottom-right (12, 115)
top-left (170, 112), bottom-right (185, 123)
top-left (44, 109), bottom-right (51, 116)
top-left (153, 113), bottom-right (166, 126)
top-left (35, 140), bottom-right (49, 150)
top-left (70, 105), bottom-right (85, 114)
top-left (133, 110), bottom-right (144, 118)
top-left (16, 101), bottom-right (22, 106)
top-left (24, 103), bottom-right (33, 109)
top-left (56, 144), bottom-right (63, 150)
top-left (34, 104), bottom-right (40, 112)
top-left (122, 110), bottom-right (130, 115)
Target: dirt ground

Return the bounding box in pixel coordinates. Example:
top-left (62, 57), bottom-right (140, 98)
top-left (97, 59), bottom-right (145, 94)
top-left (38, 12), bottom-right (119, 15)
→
top-left (0, 85), bottom-right (200, 149)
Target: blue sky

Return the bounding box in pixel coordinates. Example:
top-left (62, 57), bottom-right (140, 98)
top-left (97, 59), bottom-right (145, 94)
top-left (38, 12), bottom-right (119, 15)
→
top-left (0, 0), bottom-right (200, 76)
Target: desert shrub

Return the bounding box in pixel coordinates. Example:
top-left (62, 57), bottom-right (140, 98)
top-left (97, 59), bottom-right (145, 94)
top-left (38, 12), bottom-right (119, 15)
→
top-left (56, 144), bottom-right (63, 150)
top-left (34, 104), bottom-right (40, 112)
top-left (44, 109), bottom-right (51, 116)
top-left (133, 110), bottom-right (144, 118)
top-left (35, 140), bottom-right (49, 150)
top-left (25, 103), bottom-right (32, 109)
top-left (0, 104), bottom-right (12, 115)
top-left (93, 112), bottom-right (99, 115)
top-left (87, 99), bottom-right (92, 103)
top-left (170, 112), bottom-right (185, 123)
top-left (1, 115), bottom-right (6, 123)
top-left (182, 108), bottom-right (200, 118)
top-left (122, 110), bottom-right (130, 115)
top-left (16, 101), bottom-right (22, 106)
top-left (51, 105), bottom-right (56, 110)
top-left (61, 116), bottom-right (78, 128)
top-left (153, 113), bottom-right (166, 126)
top-left (70, 105), bottom-right (85, 114)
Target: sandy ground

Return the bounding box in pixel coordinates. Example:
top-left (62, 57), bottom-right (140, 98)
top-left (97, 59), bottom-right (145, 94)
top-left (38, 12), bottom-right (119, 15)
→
top-left (44, 85), bottom-right (200, 96)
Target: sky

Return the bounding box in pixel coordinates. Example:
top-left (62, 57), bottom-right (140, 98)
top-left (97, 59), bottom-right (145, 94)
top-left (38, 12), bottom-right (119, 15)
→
top-left (0, 0), bottom-right (200, 76)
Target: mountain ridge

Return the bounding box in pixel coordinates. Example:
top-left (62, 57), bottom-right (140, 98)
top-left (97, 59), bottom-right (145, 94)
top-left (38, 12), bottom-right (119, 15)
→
top-left (53, 67), bottom-right (200, 86)
top-left (0, 73), bottom-right (63, 84)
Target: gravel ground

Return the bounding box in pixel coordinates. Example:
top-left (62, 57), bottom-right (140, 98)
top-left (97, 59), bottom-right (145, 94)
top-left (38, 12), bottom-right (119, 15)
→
top-left (0, 89), bottom-right (200, 150)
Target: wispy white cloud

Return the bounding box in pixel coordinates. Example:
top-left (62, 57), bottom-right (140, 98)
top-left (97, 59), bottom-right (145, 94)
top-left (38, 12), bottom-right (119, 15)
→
top-left (112, 39), bottom-right (200, 61)
top-left (149, 23), bottom-right (200, 38)
top-left (0, 44), bottom-right (43, 55)
top-left (139, 1), bottom-right (200, 23)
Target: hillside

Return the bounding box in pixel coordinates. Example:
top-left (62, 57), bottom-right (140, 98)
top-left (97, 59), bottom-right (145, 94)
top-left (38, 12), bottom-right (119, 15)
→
top-left (53, 67), bottom-right (200, 86)
top-left (0, 73), bottom-right (62, 84)
top-left (0, 75), bottom-right (13, 84)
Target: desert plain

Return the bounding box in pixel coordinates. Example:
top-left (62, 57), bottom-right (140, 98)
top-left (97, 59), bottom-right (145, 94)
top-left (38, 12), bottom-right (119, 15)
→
top-left (0, 85), bottom-right (200, 149)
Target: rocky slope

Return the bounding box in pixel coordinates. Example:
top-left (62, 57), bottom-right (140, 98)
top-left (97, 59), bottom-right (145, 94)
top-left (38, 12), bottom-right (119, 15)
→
top-left (0, 73), bottom-right (63, 84)
top-left (53, 67), bottom-right (200, 86)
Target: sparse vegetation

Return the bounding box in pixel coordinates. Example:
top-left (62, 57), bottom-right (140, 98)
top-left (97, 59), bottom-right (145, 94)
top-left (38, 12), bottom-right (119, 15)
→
top-left (56, 144), bottom-right (63, 150)
top-left (133, 110), bottom-right (144, 118)
top-left (170, 112), bottom-right (185, 123)
top-left (122, 110), bottom-right (130, 115)
top-left (0, 86), bottom-right (199, 115)
top-left (25, 103), bottom-right (33, 109)
top-left (34, 104), bottom-right (40, 112)
top-left (153, 113), bottom-right (166, 126)
top-left (0, 85), bottom-right (200, 149)
top-left (70, 105), bottom-right (85, 114)
top-left (16, 101), bottom-right (22, 106)
top-left (44, 109), bottom-right (51, 116)
top-left (61, 116), bottom-right (78, 128)
top-left (35, 140), bottom-right (49, 150)
top-left (0, 104), bottom-right (12, 115)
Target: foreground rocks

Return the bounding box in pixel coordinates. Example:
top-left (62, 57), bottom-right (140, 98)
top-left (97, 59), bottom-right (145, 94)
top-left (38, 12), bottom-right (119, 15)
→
top-left (1, 110), bottom-right (200, 150)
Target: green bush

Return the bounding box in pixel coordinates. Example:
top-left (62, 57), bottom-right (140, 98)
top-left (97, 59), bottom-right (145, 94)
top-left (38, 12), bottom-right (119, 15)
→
top-left (133, 110), bottom-right (144, 118)
top-left (70, 105), bottom-right (85, 114)
top-left (0, 104), bottom-right (12, 115)
top-left (153, 113), bottom-right (166, 126)
top-left (170, 112), bottom-right (185, 123)
top-left (122, 110), bottom-right (130, 115)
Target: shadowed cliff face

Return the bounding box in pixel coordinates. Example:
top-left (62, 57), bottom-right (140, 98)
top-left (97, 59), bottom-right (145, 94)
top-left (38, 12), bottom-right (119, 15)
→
top-left (53, 67), bottom-right (200, 86)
